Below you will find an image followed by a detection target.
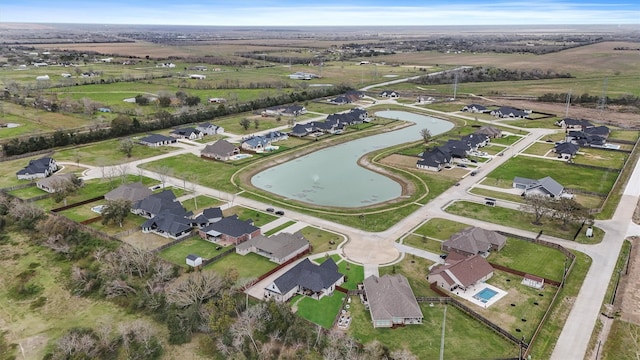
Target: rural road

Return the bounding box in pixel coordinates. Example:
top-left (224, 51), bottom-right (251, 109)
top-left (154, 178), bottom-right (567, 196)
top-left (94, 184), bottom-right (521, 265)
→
top-left (72, 92), bottom-right (639, 359)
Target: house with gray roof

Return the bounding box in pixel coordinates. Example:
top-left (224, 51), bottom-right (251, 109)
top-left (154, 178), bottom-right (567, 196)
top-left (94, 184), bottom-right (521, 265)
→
top-left (442, 227), bottom-right (506, 257)
top-left (138, 134), bottom-right (177, 147)
top-left (363, 274), bottom-right (423, 328)
top-left (142, 211), bottom-right (193, 240)
top-left (131, 190), bottom-right (187, 219)
top-left (170, 127), bottom-right (203, 140)
top-left (474, 126), bottom-right (502, 138)
top-left (105, 182), bottom-right (153, 203)
top-left (462, 104), bottom-right (489, 113)
top-left (236, 232), bottom-right (310, 264)
top-left (416, 147), bottom-right (453, 171)
top-left (513, 176), bottom-right (569, 198)
top-left (198, 215), bottom-right (261, 245)
top-left (491, 106), bottom-right (530, 119)
top-left (241, 136), bottom-right (271, 152)
top-left (428, 254), bottom-right (494, 292)
top-left (196, 122), bottom-right (224, 135)
top-left (16, 157), bottom-right (58, 180)
top-left (36, 173), bottom-right (78, 193)
top-left (201, 139), bottom-right (240, 161)
top-left (264, 258), bottom-right (344, 302)
top-left (554, 142), bottom-right (580, 160)
top-left (556, 118), bottom-right (593, 130)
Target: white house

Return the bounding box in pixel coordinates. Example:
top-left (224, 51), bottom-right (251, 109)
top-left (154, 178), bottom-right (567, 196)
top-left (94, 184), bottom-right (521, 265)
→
top-left (190, 74), bottom-right (206, 80)
top-left (522, 274), bottom-right (544, 289)
top-left (36, 75), bottom-right (50, 81)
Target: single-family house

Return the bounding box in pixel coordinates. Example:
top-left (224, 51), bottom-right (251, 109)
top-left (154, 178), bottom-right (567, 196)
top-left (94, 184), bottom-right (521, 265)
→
top-left (16, 157), bottom-right (58, 180)
top-left (105, 182), bottom-right (153, 203)
top-left (36, 75), bottom-right (50, 81)
top-left (202, 207), bottom-right (223, 223)
top-left (491, 107), bottom-right (530, 119)
top-left (566, 131), bottom-right (606, 147)
top-left (141, 211), bottom-right (193, 240)
top-left (513, 176), bottom-right (569, 198)
top-left (131, 190), bottom-right (186, 219)
top-left (196, 122), bottom-right (224, 135)
top-left (186, 254), bottom-right (202, 267)
top-left (241, 136), bottom-right (271, 152)
top-left (289, 72), bottom-right (319, 80)
top-left (379, 90), bottom-right (400, 98)
top-left (199, 215), bottom-right (261, 245)
top-left (554, 142), bottom-right (580, 160)
top-left (263, 105), bottom-right (307, 117)
top-left (462, 104), bottom-right (489, 113)
top-left (428, 254), bottom-right (494, 292)
top-left (363, 274), bottom-right (423, 328)
top-left (556, 118), bottom-right (593, 130)
top-left (170, 127), bottom-right (203, 140)
top-left (442, 140), bottom-right (471, 158)
top-left (264, 258), bottom-right (344, 302)
top-left (474, 126), bottom-right (502, 138)
top-left (189, 74), bottom-right (206, 80)
top-left (416, 147), bottom-right (453, 171)
top-left (513, 176), bottom-right (573, 198)
top-left (263, 131), bottom-right (288, 143)
top-left (207, 97), bottom-right (227, 104)
top-left (442, 227), bottom-right (506, 257)
top-left (289, 123), bottom-right (316, 137)
top-left (201, 140), bottom-right (240, 161)
top-left (330, 90), bottom-right (363, 104)
top-left (35, 173), bottom-right (78, 193)
top-left (236, 232), bottom-right (310, 264)
top-left (138, 134), bottom-right (177, 147)
top-left (522, 274), bottom-right (545, 289)
top-left (584, 125), bottom-right (610, 139)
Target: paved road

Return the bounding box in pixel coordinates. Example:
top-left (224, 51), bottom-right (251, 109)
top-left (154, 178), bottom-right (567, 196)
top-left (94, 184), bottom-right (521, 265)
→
top-left (71, 94), bottom-right (639, 359)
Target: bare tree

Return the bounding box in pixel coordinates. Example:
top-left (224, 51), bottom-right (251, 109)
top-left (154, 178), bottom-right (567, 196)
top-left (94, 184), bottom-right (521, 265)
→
top-left (420, 128), bottom-right (432, 144)
top-left (116, 163), bottom-right (129, 184)
top-left (520, 194), bottom-right (553, 225)
top-left (118, 320), bottom-right (162, 360)
top-left (157, 165), bottom-right (173, 189)
top-left (7, 199), bottom-right (44, 229)
top-left (120, 138), bottom-right (135, 158)
top-left (390, 348), bottom-right (418, 360)
top-left (166, 271), bottom-right (225, 307)
top-left (51, 175), bottom-right (82, 206)
top-left (230, 303), bottom-right (266, 354)
top-left (551, 197), bottom-right (589, 230)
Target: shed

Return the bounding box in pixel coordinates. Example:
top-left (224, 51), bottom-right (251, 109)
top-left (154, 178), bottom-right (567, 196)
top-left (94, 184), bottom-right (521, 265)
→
top-left (522, 274), bottom-right (544, 289)
top-left (186, 254), bottom-right (203, 267)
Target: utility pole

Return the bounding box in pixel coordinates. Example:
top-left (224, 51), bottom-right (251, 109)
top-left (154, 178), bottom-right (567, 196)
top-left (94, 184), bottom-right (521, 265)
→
top-left (565, 89), bottom-right (572, 117)
top-left (440, 304), bottom-right (447, 360)
top-left (452, 72), bottom-right (458, 100)
top-left (598, 78), bottom-right (608, 120)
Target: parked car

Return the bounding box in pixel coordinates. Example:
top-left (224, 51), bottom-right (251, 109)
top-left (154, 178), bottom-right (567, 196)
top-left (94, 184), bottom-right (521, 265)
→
top-left (470, 171), bottom-right (478, 176)
top-left (275, 210), bottom-right (285, 216)
top-left (470, 159), bottom-right (478, 163)
top-left (457, 164), bottom-right (467, 168)
top-left (266, 207), bottom-right (275, 213)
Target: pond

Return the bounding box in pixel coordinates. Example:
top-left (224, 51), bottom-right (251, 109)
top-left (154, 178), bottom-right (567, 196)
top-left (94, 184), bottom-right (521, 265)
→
top-left (251, 110), bottom-right (454, 207)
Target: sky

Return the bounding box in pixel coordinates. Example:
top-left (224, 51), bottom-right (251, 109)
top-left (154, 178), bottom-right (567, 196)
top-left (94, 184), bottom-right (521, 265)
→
top-left (2, 0), bottom-right (639, 26)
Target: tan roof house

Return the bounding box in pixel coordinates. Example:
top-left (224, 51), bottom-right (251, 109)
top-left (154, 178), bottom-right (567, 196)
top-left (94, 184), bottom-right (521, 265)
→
top-left (235, 232), bottom-right (310, 264)
top-left (363, 274), bottom-right (423, 328)
top-left (442, 227), bottom-right (506, 257)
top-left (104, 182), bottom-right (153, 203)
top-left (428, 254), bottom-right (494, 292)
top-left (36, 173), bottom-right (77, 193)
top-left (201, 139), bottom-right (240, 161)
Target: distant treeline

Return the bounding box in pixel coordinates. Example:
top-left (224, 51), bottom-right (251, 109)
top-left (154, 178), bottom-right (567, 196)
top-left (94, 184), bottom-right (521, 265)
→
top-left (538, 92), bottom-right (640, 108)
top-left (410, 67), bottom-right (573, 85)
top-left (2, 85), bottom-right (350, 157)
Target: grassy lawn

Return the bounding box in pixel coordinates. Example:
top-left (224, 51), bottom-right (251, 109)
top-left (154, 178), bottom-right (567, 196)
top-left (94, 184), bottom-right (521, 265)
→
top-left (445, 201), bottom-right (604, 244)
top-left (608, 130), bottom-right (640, 142)
top-left (8, 186), bottom-right (47, 199)
top-left (299, 226), bottom-right (344, 254)
top-left (181, 195), bottom-right (224, 213)
top-left (403, 234), bottom-right (444, 254)
top-left (485, 156), bottom-right (618, 194)
top-left (491, 135), bottom-right (526, 146)
top-left (338, 260), bottom-right (365, 290)
top-left (601, 320), bottom-right (640, 360)
top-left (54, 139), bottom-right (177, 166)
top-left (159, 237), bottom-right (225, 266)
top-left (469, 187), bottom-right (528, 204)
top-left (223, 206), bottom-right (278, 227)
top-left (411, 218), bottom-right (470, 240)
top-left (574, 148), bottom-right (628, 169)
top-left (379, 256), bottom-right (437, 298)
top-left (205, 252), bottom-right (277, 280)
top-left (89, 215), bottom-right (146, 236)
top-left (349, 300), bottom-right (519, 359)
top-left (264, 221), bottom-right (296, 236)
top-left (293, 292), bottom-right (345, 329)
top-left (488, 238), bottom-right (568, 282)
top-left (522, 142), bottom-right (554, 156)
top-left (504, 118), bottom-right (559, 129)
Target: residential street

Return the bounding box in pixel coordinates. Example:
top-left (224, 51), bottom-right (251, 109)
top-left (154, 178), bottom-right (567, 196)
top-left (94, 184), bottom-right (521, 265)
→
top-left (71, 89), bottom-right (640, 360)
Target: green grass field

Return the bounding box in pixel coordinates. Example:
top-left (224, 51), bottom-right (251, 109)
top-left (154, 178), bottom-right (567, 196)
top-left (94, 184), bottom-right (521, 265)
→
top-left (299, 226), bottom-right (344, 253)
top-left (205, 252), bottom-right (277, 279)
top-left (488, 238), bottom-right (568, 281)
top-left (484, 156), bottom-right (618, 194)
top-left (223, 205), bottom-right (278, 227)
top-left (402, 234), bottom-right (444, 253)
top-left (54, 139), bottom-right (178, 166)
top-left (292, 293), bottom-right (345, 329)
top-left (411, 218), bottom-right (470, 240)
top-left (159, 237), bottom-right (225, 266)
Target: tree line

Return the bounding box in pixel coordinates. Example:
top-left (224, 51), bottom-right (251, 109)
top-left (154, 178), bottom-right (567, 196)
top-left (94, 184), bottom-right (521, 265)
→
top-left (1, 84), bottom-right (350, 157)
top-left (410, 67), bottom-right (573, 85)
top-left (537, 92), bottom-right (640, 109)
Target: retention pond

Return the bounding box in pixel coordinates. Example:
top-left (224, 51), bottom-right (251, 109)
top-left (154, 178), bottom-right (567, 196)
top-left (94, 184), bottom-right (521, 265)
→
top-left (251, 110), bottom-right (454, 207)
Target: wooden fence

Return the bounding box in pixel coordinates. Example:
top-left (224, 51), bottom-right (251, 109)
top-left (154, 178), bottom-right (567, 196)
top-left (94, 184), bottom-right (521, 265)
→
top-left (51, 195), bottom-right (104, 212)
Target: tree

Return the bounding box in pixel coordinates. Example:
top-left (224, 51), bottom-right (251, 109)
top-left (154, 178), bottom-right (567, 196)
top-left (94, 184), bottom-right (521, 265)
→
top-left (420, 128), bottom-right (432, 144)
top-left (158, 96), bottom-right (171, 108)
top-left (157, 165), bottom-right (173, 189)
top-left (111, 115), bottom-right (133, 136)
top-left (206, 291), bottom-right (237, 338)
top-left (101, 199), bottom-right (132, 228)
top-left (120, 137), bottom-right (135, 158)
top-left (230, 303), bottom-right (267, 354)
top-left (185, 95), bottom-right (201, 106)
top-left (118, 320), bottom-right (163, 360)
top-left (135, 95), bottom-right (149, 106)
top-left (520, 194), bottom-right (553, 225)
top-left (551, 197), bottom-right (589, 230)
top-left (165, 271), bottom-right (225, 308)
top-left (239, 118), bottom-right (251, 131)
top-left (254, 118), bottom-right (260, 129)
top-left (51, 175), bottom-right (82, 206)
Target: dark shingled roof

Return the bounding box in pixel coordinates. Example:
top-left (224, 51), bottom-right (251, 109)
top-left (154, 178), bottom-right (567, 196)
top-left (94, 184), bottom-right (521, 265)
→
top-left (201, 215), bottom-right (258, 237)
top-left (272, 258), bottom-right (343, 294)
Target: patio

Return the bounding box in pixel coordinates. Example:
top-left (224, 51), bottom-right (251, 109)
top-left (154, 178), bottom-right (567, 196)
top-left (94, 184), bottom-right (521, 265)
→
top-left (452, 283), bottom-right (508, 308)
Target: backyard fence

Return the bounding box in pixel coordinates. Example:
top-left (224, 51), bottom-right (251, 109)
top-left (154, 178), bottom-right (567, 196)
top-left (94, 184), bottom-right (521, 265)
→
top-left (150, 233), bottom-right (194, 254)
top-left (0, 182), bottom-right (36, 192)
top-left (241, 248), bottom-right (311, 293)
top-left (51, 195), bottom-right (104, 212)
top-left (488, 263), bottom-right (562, 287)
top-left (199, 246), bottom-right (236, 266)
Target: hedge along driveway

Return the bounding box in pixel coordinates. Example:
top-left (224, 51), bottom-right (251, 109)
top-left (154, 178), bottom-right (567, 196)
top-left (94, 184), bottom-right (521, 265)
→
top-left (484, 156), bottom-right (618, 194)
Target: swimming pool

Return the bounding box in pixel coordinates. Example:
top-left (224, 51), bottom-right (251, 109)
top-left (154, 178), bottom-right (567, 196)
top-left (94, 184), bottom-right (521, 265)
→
top-left (91, 205), bottom-right (106, 214)
top-left (232, 154), bottom-right (252, 160)
top-left (474, 288), bottom-right (498, 303)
